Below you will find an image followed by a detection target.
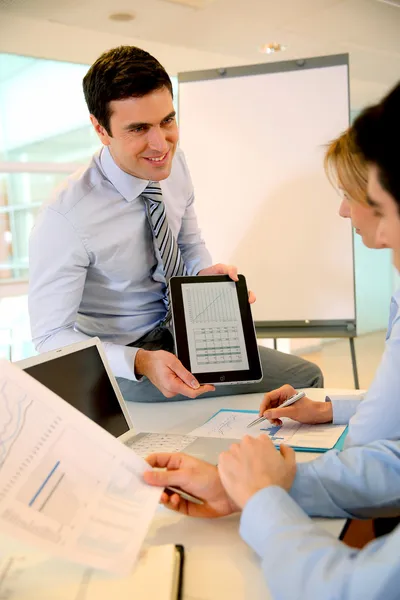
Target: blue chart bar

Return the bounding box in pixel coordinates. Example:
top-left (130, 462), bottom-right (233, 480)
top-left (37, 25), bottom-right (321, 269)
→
top-left (260, 425), bottom-right (281, 436)
top-left (29, 461), bottom-right (60, 507)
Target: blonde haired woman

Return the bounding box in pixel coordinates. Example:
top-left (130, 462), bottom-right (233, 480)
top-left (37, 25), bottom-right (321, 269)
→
top-left (259, 126), bottom-right (400, 453)
top-left (325, 127), bottom-right (385, 249)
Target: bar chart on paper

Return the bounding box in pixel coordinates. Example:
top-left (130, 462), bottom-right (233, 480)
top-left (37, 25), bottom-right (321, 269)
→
top-left (181, 281), bottom-right (249, 372)
top-left (0, 360), bottom-right (163, 574)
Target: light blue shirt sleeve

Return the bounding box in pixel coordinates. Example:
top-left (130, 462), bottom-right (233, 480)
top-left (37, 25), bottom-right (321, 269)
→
top-left (240, 485), bottom-right (400, 600)
top-left (326, 395), bottom-right (363, 425)
top-left (29, 207), bottom-right (139, 380)
top-left (344, 291), bottom-right (400, 447)
top-left (289, 440), bottom-right (400, 518)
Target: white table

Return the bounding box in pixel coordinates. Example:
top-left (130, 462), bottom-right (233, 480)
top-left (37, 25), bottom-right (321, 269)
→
top-left (127, 388), bottom-right (362, 600)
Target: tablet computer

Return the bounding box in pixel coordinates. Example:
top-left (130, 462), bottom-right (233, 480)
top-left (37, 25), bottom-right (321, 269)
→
top-left (170, 274), bottom-right (262, 385)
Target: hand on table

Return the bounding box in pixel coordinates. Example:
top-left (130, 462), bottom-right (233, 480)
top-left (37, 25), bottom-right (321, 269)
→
top-left (135, 349), bottom-right (215, 399)
top-left (259, 384), bottom-right (333, 426)
top-left (144, 453), bottom-right (239, 518)
top-left (218, 435), bottom-right (297, 510)
top-left (198, 263), bottom-right (256, 304)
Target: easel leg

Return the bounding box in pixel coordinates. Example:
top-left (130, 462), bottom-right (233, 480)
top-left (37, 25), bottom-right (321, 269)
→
top-left (349, 337), bottom-right (360, 389)
top-left (273, 339), bottom-right (277, 350)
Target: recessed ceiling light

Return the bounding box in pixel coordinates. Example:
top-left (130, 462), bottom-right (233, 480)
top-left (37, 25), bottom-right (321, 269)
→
top-left (259, 42), bottom-right (287, 55)
top-left (109, 12), bottom-right (136, 22)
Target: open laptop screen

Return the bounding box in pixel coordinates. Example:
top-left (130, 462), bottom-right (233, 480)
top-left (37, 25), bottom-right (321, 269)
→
top-left (23, 346), bottom-right (130, 438)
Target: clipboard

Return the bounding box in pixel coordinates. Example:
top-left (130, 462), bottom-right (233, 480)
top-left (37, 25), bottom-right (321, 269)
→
top-left (189, 408), bottom-right (348, 453)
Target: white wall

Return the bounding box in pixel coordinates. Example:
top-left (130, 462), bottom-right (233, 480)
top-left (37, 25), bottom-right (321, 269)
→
top-left (354, 234), bottom-right (392, 335)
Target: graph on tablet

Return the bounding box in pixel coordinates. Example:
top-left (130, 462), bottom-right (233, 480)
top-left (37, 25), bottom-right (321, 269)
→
top-left (181, 282), bottom-right (249, 373)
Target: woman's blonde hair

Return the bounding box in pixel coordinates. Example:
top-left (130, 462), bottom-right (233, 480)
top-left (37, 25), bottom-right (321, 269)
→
top-left (324, 128), bottom-right (368, 205)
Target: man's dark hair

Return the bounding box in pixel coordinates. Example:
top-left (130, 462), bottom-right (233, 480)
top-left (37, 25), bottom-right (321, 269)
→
top-left (353, 82), bottom-right (400, 208)
top-left (83, 45), bottom-right (173, 135)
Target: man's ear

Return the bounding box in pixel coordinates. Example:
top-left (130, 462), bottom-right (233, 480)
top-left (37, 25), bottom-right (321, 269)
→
top-left (90, 115), bottom-right (111, 145)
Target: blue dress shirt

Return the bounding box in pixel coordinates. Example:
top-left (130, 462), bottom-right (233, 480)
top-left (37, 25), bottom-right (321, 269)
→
top-left (324, 286), bottom-right (400, 447)
top-left (240, 440), bottom-right (400, 600)
top-left (29, 147), bottom-right (212, 380)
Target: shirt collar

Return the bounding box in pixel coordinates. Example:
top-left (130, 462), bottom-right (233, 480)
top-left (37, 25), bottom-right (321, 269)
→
top-left (99, 146), bottom-right (149, 202)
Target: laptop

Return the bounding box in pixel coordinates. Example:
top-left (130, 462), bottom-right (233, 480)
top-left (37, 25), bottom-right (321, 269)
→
top-left (15, 338), bottom-right (235, 463)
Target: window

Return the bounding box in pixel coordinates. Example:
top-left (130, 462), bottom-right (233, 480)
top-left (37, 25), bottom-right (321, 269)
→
top-left (0, 54), bottom-right (100, 287)
top-left (0, 52), bottom-right (178, 359)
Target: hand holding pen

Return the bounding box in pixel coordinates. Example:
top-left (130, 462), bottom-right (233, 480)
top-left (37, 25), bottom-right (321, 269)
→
top-left (250, 384), bottom-right (333, 427)
top-left (248, 390), bottom-right (305, 428)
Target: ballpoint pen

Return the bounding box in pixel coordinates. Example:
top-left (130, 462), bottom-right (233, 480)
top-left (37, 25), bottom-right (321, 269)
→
top-left (247, 391), bottom-right (306, 428)
top-left (165, 486), bottom-right (204, 505)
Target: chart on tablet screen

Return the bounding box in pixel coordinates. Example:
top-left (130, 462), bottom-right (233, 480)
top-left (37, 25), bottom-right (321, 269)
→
top-left (181, 281), bottom-right (249, 372)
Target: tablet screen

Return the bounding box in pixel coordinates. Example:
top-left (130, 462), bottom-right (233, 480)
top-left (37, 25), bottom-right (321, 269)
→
top-left (181, 281), bottom-right (249, 373)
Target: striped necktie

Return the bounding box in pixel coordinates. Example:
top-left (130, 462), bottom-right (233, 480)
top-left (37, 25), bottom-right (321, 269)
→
top-left (142, 181), bottom-right (188, 321)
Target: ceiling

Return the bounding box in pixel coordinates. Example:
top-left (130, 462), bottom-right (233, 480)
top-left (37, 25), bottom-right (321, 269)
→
top-left (0, 0), bottom-right (399, 107)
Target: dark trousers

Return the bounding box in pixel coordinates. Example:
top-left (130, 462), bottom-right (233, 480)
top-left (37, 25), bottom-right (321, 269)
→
top-left (117, 326), bottom-right (323, 403)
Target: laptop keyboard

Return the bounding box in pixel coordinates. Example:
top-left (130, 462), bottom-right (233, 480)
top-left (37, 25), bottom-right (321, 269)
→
top-left (124, 433), bottom-right (197, 458)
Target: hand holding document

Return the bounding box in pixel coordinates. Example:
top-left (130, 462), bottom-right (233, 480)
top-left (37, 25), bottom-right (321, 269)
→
top-left (0, 359), bottom-right (162, 574)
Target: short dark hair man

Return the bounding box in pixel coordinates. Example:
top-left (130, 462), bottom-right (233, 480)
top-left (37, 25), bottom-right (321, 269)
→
top-left (29, 46), bottom-right (322, 402)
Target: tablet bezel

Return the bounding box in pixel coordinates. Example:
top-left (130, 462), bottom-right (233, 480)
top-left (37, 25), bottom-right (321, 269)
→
top-left (170, 274), bottom-right (262, 385)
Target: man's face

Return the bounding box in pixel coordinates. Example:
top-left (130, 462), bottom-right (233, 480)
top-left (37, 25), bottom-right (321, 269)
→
top-left (91, 86), bottom-right (179, 181)
top-left (368, 164), bottom-right (400, 270)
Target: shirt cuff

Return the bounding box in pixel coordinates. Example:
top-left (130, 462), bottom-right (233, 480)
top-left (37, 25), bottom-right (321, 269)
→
top-left (240, 486), bottom-right (312, 558)
top-left (103, 342), bottom-right (143, 382)
top-left (289, 462), bottom-right (324, 511)
top-left (326, 395), bottom-right (363, 425)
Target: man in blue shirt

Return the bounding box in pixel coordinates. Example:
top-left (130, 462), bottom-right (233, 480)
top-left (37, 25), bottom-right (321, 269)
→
top-left (145, 437), bottom-right (400, 600)
top-left (143, 82), bottom-right (400, 599)
top-left (28, 45), bottom-right (322, 402)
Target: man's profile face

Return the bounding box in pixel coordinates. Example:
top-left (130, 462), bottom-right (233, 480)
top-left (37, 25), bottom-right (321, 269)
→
top-left (91, 86), bottom-right (179, 181)
top-left (368, 164), bottom-right (400, 271)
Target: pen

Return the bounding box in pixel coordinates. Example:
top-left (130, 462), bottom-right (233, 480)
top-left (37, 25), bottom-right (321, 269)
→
top-left (165, 486), bottom-right (204, 505)
top-left (247, 391), bottom-right (306, 428)
top-left (152, 467), bottom-right (204, 505)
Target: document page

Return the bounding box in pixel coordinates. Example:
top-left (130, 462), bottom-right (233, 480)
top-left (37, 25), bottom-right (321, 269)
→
top-left (0, 359), bottom-right (162, 574)
top-left (189, 409), bottom-right (346, 450)
top-left (181, 281), bottom-right (249, 373)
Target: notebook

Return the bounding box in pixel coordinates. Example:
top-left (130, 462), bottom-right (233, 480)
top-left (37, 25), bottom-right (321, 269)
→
top-left (0, 538), bottom-right (184, 600)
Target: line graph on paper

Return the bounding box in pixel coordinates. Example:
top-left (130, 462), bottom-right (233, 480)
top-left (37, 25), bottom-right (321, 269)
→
top-left (0, 379), bottom-right (33, 468)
